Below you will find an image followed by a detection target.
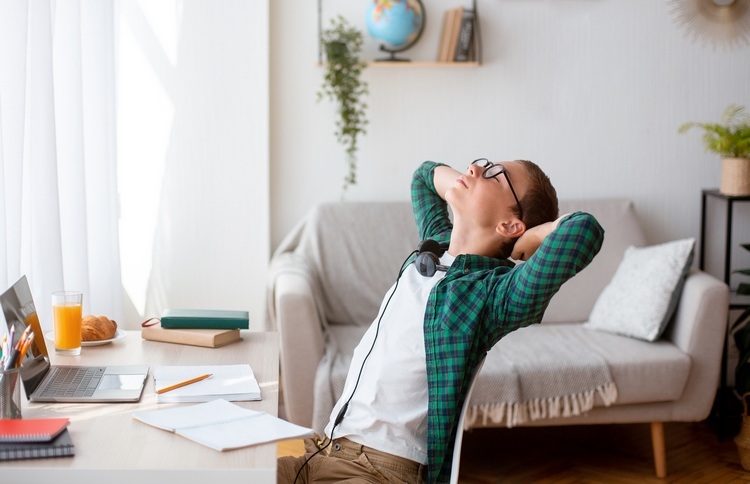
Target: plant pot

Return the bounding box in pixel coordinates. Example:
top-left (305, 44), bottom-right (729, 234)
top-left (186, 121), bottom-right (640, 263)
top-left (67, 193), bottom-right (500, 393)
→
top-left (325, 41), bottom-right (348, 63)
top-left (721, 157), bottom-right (750, 196)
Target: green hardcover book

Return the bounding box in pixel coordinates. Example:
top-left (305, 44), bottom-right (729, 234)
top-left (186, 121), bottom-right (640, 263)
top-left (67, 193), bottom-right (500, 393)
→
top-left (160, 309), bottom-right (249, 330)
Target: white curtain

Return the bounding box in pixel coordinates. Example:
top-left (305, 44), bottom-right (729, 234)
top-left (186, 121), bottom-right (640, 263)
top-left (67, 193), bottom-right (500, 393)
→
top-left (0, 0), bottom-right (121, 330)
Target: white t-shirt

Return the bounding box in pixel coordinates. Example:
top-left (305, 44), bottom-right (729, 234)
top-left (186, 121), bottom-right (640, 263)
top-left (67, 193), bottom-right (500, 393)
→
top-left (324, 252), bottom-right (455, 464)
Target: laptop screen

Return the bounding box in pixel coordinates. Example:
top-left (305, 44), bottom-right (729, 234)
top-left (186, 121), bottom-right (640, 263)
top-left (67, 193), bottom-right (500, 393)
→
top-left (1, 276), bottom-right (53, 396)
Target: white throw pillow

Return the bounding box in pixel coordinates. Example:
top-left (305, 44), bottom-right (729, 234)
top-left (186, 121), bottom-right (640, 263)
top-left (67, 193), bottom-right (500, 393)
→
top-left (584, 238), bottom-right (695, 341)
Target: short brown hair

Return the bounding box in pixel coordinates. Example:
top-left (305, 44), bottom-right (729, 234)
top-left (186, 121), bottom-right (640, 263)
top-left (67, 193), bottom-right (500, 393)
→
top-left (499, 160), bottom-right (559, 258)
top-left (515, 160), bottom-right (559, 229)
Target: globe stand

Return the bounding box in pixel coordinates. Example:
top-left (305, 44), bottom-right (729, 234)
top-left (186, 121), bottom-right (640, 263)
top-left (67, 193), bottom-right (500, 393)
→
top-left (375, 44), bottom-right (412, 62)
top-left (375, 44), bottom-right (411, 62)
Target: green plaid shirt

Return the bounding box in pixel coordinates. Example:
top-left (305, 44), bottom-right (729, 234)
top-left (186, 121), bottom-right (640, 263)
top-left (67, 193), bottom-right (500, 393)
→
top-left (412, 161), bottom-right (604, 483)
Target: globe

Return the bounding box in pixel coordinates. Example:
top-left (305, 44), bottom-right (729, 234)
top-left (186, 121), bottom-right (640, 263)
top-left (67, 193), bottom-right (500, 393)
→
top-left (365, 0), bottom-right (425, 61)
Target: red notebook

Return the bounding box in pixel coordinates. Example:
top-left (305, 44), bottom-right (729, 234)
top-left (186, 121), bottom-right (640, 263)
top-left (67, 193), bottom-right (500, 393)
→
top-left (0, 418), bottom-right (69, 443)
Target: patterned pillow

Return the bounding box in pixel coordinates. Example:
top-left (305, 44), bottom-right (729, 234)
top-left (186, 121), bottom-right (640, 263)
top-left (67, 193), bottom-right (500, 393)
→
top-left (584, 238), bottom-right (695, 341)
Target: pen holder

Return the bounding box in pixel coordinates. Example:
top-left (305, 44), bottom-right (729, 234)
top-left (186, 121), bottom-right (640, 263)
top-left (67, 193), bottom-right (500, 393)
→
top-left (0, 367), bottom-right (22, 419)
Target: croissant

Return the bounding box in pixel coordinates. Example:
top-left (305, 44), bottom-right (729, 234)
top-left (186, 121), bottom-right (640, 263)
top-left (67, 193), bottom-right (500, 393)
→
top-left (81, 315), bottom-right (118, 341)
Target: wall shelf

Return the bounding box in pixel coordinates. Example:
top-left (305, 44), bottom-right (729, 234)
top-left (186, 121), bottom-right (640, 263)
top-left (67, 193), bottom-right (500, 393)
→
top-left (317, 0), bottom-right (482, 67)
top-left (367, 61), bottom-right (480, 68)
top-left (318, 61), bottom-right (480, 68)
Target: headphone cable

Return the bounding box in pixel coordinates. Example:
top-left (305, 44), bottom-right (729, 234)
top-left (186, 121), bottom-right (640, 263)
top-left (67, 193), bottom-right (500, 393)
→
top-left (291, 250), bottom-right (417, 483)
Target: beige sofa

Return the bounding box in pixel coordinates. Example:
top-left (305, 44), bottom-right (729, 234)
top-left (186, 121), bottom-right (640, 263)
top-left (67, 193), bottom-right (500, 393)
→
top-left (267, 198), bottom-right (729, 478)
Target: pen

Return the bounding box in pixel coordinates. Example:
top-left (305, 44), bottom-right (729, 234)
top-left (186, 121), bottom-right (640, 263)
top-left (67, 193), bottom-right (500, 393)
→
top-left (156, 373), bottom-right (212, 394)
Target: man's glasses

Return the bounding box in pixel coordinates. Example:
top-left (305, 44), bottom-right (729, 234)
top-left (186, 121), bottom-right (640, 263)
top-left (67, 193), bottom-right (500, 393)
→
top-left (471, 158), bottom-right (524, 221)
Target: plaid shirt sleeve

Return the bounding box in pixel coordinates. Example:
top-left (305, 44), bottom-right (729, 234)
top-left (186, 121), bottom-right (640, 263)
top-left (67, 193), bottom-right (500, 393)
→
top-left (483, 211), bottom-right (606, 341)
top-left (411, 161), bottom-right (451, 244)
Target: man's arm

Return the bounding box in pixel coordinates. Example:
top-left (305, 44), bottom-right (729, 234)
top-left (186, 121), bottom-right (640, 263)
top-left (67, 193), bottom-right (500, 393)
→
top-left (487, 212), bottom-right (604, 337)
top-left (432, 165), bottom-right (462, 200)
top-left (411, 161), bottom-right (452, 242)
top-left (510, 214), bottom-right (570, 261)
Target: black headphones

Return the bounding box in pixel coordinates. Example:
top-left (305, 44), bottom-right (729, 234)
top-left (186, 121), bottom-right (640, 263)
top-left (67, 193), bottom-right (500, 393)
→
top-left (415, 239), bottom-right (450, 277)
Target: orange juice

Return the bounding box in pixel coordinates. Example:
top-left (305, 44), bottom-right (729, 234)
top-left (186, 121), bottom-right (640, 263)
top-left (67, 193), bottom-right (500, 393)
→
top-left (53, 302), bottom-right (82, 352)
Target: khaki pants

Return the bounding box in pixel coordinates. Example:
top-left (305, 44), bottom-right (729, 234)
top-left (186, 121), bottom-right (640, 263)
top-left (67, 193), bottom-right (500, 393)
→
top-left (277, 436), bottom-right (427, 484)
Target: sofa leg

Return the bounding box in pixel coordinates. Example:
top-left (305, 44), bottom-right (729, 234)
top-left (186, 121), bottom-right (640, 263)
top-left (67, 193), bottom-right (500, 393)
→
top-left (650, 421), bottom-right (667, 478)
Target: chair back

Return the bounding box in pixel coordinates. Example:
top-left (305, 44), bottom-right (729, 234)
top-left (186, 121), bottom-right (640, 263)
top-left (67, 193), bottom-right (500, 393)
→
top-left (450, 357), bottom-right (486, 484)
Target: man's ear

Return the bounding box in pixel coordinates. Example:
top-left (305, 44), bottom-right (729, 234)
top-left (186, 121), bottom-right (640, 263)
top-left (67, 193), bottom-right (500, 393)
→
top-left (497, 219), bottom-right (526, 238)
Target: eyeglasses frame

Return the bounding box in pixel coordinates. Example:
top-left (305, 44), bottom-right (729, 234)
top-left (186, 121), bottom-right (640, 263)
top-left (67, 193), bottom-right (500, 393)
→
top-left (471, 158), bottom-right (524, 222)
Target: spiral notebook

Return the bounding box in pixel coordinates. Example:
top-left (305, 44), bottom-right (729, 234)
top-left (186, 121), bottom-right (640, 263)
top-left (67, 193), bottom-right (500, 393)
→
top-left (0, 418), bottom-right (69, 443)
top-left (0, 429), bottom-right (75, 461)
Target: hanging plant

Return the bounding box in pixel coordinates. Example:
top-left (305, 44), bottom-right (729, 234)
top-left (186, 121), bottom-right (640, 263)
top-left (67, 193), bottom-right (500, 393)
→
top-left (318, 16), bottom-right (369, 193)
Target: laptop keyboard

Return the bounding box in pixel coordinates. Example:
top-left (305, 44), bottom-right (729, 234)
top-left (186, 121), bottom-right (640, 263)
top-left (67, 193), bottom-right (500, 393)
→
top-left (38, 366), bottom-right (106, 398)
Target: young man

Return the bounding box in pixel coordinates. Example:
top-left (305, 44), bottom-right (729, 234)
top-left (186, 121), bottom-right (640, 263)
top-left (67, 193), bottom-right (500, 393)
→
top-left (278, 159), bottom-right (604, 483)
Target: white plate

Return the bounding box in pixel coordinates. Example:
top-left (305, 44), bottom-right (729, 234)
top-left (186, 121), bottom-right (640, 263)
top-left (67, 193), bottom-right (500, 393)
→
top-left (44, 328), bottom-right (127, 347)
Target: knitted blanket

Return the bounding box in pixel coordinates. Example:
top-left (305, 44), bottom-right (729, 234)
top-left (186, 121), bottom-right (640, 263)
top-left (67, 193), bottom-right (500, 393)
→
top-left (464, 324), bottom-right (618, 429)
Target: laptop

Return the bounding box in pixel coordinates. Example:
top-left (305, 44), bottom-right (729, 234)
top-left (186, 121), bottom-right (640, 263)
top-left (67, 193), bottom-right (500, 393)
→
top-left (0, 276), bottom-right (149, 403)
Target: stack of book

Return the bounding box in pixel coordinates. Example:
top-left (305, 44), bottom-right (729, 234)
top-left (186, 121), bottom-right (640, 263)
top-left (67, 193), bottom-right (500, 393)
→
top-left (142, 309), bottom-right (249, 348)
top-left (0, 418), bottom-right (75, 461)
top-left (437, 6), bottom-right (477, 62)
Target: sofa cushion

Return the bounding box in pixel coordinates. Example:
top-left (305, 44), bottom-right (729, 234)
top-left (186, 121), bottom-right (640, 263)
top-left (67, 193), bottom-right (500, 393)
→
top-left (570, 324), bottom-right (691, 405)
top-left (542, 199), bottom-right (647, 324)
top-left (584, 238), bottom-right (695, 341)
top-left (465, 324), bottom-right (691, 428)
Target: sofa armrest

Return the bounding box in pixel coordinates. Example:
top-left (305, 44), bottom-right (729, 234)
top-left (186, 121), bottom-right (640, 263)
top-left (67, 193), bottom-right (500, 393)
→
top-left (271, 261), bottom-right (327, 427)
top-left (664, 269), bottom-right (729, 419)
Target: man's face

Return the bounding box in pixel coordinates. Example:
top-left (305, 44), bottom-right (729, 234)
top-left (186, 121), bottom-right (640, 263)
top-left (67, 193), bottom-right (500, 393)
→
top-left (446, 160), bottom-right (528, 230)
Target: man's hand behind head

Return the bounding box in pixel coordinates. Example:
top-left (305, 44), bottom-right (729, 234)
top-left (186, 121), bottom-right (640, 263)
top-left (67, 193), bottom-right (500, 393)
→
top-left (510, 214), bottom-right (568, 261)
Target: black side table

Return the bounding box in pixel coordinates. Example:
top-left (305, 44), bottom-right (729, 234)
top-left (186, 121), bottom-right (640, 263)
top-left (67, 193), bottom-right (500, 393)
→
top-left (700, 189), bottom-right (750, 439)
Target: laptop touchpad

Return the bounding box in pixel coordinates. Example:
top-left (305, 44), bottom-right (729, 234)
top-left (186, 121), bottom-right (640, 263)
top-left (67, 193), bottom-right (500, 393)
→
top-left (99, 374), bottom-right (145, 391)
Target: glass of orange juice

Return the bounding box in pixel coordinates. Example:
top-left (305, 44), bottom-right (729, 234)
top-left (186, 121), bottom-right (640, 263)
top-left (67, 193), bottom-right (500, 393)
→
top-left (52, 291), bottom-right (83, 356)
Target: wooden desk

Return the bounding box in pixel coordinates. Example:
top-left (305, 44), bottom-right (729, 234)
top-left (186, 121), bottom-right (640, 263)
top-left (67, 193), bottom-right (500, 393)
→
top-left (3, 330), bottom-right (279, 484)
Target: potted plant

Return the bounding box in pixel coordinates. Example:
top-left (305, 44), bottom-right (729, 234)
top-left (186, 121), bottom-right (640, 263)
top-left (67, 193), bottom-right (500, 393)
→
top-left (679, 104), bottom-right (750, 196)
top-left (318, 16), bottom-right (369, 193)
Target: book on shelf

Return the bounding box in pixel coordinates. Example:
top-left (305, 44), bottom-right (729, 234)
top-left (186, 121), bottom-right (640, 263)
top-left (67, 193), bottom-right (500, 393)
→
top-left (160, 309), bottom-right (249, 330)
top-left (0, 418), bottom-right (69, 443)
top-left (142, 326), bottom-right (242, 348)
top-left (0, 428), bottom-right (75, 461)
top-left (132, 398), bottom-right (313, 452)
top-left (437, 8), bottom-right (454, 61)
top-left (437, 6), bottom-right (478, 63)
top-left (454, 9), bottom-right (476, 62)
top-left (153, 364), bottom-right (261, 403)
top-left (447, 6), bottom-right (464, 62)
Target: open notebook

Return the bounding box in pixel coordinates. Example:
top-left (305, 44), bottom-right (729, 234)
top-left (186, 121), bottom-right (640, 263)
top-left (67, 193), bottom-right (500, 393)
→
top-left (132, 399), bottom-right (313, 451)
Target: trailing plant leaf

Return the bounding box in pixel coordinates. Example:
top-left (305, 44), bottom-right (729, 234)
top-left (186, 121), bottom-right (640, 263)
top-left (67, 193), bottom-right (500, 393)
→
top-left (318, 16), bottom-right (369, 193)
top-left (679, 104), bottom-right (750, 158)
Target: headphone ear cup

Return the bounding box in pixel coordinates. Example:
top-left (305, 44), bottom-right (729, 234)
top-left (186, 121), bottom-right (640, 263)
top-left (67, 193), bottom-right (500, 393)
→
top-left (415, 251), bottom-right (440, 277)
top-left (417, 239), bottom-right (443, 255)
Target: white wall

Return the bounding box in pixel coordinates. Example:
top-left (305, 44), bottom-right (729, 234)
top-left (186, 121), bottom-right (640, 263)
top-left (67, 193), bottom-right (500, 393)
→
top-left (270, 0), bottom-right (750, 286)
top-left (117, 0), bottom-right (269, 329)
